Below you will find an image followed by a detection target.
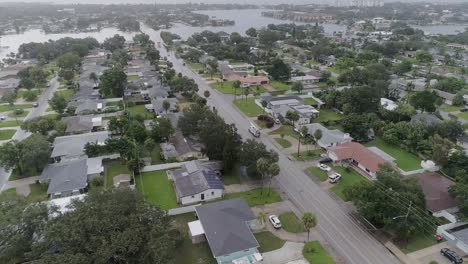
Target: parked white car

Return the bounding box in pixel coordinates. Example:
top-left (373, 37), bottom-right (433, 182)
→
top-left (269, 215), bottom-right (282, 229)
top-left (318, 164), bottom-right (331, 172)
top-left (328, 173), bottom-right (342, 183)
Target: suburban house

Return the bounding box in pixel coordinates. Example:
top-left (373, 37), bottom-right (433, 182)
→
top-left (411, 113), bottom-right (443, 126)
top-left (160, 131), bottom-right (204, 161)
top-left (0, 78), bottom-right (19, 97)
top-left (239, 76), bottom-right (269, 88)
top-left (113, 174), bottom-right (131, 188)
top-left (73, 100), bottom-right (105, 115)
top-left (167, 160), bottom-right (224, 205)
top-left (189, 198), bottom-right (262, 264)
top-left (290, 75), bottom-right (321, 85)
top-left (416, 172), bottom-right (461, 221)
top-left (273, 104), bottom-right (319, 126)
top-left (62, 116), bottom-right (103, 134)
top-left (39, 159), bottom-right (89, 198)
top-left (51, 131), bottom-right (110, 161)
top-left (328, 142), bottom-right (392, 178)
top-left (380, 98), bottom-right (398, 111)
top-left (262, 95), bottom-right (304, 110)
top-left (303, 123), bottom-right (353, 149)
top-left (433, 89), bottom-right (456, 106)
top-left (228, 63), bottom-right (254, 72)
top-left (438, 222), bottom-right (468, 255)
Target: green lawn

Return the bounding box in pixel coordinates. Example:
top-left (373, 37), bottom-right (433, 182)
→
top-left (275, 138), bottom-right (292, 148)
top-left (366, 137), bottom-right (421, 172)
top-left (303, 241), bottom-right (336, 264)
top-left (8, 110), bottom-right (29, 118)
top-left (304, 98), bottom-right (319, 106)
top-left (17, 89), bottom-right (42, 101)
top-left (0, 129), bottom-right (16, 140)
top-left (149, 145), bottom-right (163, 165)
top-left (269, 125), bottom-right (299, 139)
top-left (315, 109), bottom-right (343, 123)
top-left (279, 212), bottom-right (305, 233)
top-left (254, 232), bottom-right (286, 253)
top-left (56, 89), bottom-right (74, 101)
top-left (171, 213), bottom-right (216, 264)
top-left (331, 166), bottom-right (368, 201)
top-left (0, 104), bottom-right (33, 112)
top-left (0, 120), bottom-right (23, 128)
top-left (105, 161), bottom-right (130, 188)
top-left (270, 80), bottom-right (292, 91)
top-left (221, 164), bottom-right (242, 185)
top-left (127, 75), bottom-right (141, 81)
top-left (394, 233), bottom-right (438, 254)
top-left (293, 149), bottom-right (322, 161)
top-left (127, 104), bottom-right (154, 119)
top-left (223, 188), bottom-right (282, 207)
top-left (234, 98), bottom-right (264, 117)
top-left (27, 183), bottom-right (48, 203)
top-left (136, 170), bottom-right (178, 210)
top-left (307, 166), bottom-right (329, 182)
top-left (187, 62), bottom-right (205, 71)
top-left (440, 105), bottom-right (461, 112)
top-left (456, 112), bottom-right (468, 120)
top-left (212, 81), bottom-right (237, 94)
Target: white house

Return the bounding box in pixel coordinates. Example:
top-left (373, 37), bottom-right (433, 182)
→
top-left (290, 75), bottom-right (321, 84)
top-left (380, 98), bottom-right (398, 111)
top-left (303, 123), bottom-right (353, 149)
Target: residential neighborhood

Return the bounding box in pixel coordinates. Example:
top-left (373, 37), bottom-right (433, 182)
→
top-left (2, 1), bottom-right (468, 264)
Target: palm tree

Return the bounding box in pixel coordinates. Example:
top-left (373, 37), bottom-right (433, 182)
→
top-left (267, 163), bottom-right (280, 196)
top-left (256, 158), bottom-right (270, 195)
top-left (257, 212), bottom-right (267, 226)
top-left (302, 212), bottom-right (317, 241)
top-left (313, 129), bottom-right (322, 149)
top-left (89, 72), bottom-right (98, 85)
top-left (298, 126), bottom-right (309, 157)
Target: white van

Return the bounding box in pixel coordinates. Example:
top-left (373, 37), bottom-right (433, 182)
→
top-left (249, 124), bottom-right (260, 137)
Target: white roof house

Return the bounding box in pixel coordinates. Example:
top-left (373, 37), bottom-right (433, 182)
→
top-left (380, 98), bottom-right (398, 111)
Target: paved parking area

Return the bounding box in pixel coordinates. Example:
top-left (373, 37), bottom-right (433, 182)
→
top-left (407, 241), bottom-right (460, 264)
top-left (262, 242), bottom-right (306, 264)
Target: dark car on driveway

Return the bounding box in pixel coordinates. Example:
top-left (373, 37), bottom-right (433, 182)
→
top-left (440, 248), bottom-right (463, 264)
top-left (319, 157), bottom-right (333, 164)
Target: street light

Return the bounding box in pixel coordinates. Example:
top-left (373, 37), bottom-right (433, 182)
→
top-left (392, 201), bottom-right (412, 222)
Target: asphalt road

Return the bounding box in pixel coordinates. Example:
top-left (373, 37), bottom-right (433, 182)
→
top-left (0, 76), bottom-right (59, 190)
top-left (147, 32), bottom-right (401, 264)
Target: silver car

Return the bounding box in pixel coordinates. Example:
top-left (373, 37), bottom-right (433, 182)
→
top-left (269, 215), bottom-right (282, 229)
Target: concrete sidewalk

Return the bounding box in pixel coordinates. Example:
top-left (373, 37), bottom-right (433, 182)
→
top-left (3, 176), bottom-right (39, 190)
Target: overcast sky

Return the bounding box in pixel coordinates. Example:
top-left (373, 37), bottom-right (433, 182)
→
top-left (0, 0), bottom-right (464, 4)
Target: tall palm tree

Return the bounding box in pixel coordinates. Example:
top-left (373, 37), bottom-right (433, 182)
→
top-left (298, 126), bottom-right (309, 157)
top-left (302, 212), bottom-right (317, 241)
top-left (257, 212), bottom-right (267, 225)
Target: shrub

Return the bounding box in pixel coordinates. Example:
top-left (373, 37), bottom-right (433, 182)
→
top-left (91, 177), bottom-right (104, 187)
top-left (14, 108), bottom-right (25, 115)
top-left (23, 90), bottom-right (38, 101)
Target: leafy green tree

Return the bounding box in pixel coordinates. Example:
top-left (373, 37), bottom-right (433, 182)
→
top-left (102, 34), bottom-right (126, 52)
top-left (56, 52), bottom-right (81, 71)
top-left (49, 93), bottom-right (67, 114)
top-left (246, 27), bottom-right (258, 38)
top-left (126, 121), bottom-right (147, 143)
top-left (204, 90), bottom-right (211, 99)
top-left (21, 116), bottom-right (63, 135)
top-left (268, 59), bottom-right (291, 81)
top-left (302, 212), bottom-right (317, 241)
top-left (292, 81), bottom-right (304, 94)
top-left (89, 72), bottom-right (98, 84)
top-left (2, 91), bottom-right (16, 106)
top-left (394, 60), bottom-right (412, 75)
top-left (40, 189), bottom-right (176, 263)
top-left (341, 113), bottom-right (373, 142)
top-left (433, 77), bottom-right (465, 93)
top-left (239, 139), bottom-right (278, 176)
top-left (409, 90), bottom-right (438, 112)
top-left (285, 110), bottom-right (299, 126)
top-left (453, 94), bottom-right (464, 106)
top-left (111, 49), bottom-right (131, 67)
top-left (150, 118), bottom-right (174, 142)
top-left (416, 50), bottom-right (433, 64)
top-left (99, 67), bottom-right (127, 97)
top-left (258, 29), bottom-right (282, 49)
top-left (0, 192), bottom-right (49, 263)
top-left (162, 99), bottom-right (171, 113)
top-left (432, 134), bottom-right (454, 166)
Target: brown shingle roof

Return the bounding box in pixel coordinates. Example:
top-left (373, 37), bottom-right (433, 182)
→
top-left (417, 172), bottom-right (461, 213)
top-left (329, 142), bottom-right (389, 173)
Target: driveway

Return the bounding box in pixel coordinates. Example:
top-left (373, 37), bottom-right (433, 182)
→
top-left (262, 242), bottom-right (306, 264)
top-left (407, 241), bottom-right (461, 264)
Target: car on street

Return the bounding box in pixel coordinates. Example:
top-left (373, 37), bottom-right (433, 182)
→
top-left (33, 102), bottom-right (39, 107)
top-left (269, 215), bottom-right (282, 229)
top-left (0, 116), bottom-right (5, 121)
top-left (319, 157), bottom-right (333, 164)
top-left (461, 107), bottom-right (468, 112)
top-left (328, 173), bottom-right (342, 183)
top-left (318, 164), bottom-right (331, 172)
top-left (440, 248), bottom-right (463, 264)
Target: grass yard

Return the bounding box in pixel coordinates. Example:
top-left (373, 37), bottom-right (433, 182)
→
top-left (394, 233), bottom-right (438, 254)
top-left (56, 89), bottom-right (74, 101)
top-left (331, 166), bottom-right (368, 201)
top-left (279, 212), bottom-right (305, 233)
top-left (136, 170), bottom-right (178, 210)
top-left (254, 231), bottom-right (286, 253)
top-left (8, 110), bottom-right (29, 118)
top-left (27, 183), bottom-right (48, 203)
top-left (17, 89), bottom-right (42, 101)
top-left (456, 112), bottom-right (468, 120)
top-left (234, 98), bottom-right (264, 117)
top-left (293, 149), bottom-right (323, 161)
top-left (0, 120), bottom-right (23, 128)
top-left (440, 105), bottom-right (461, 112)
top-left (150, 145), bottom-right (163, 165)
top-left (127, 104), bottom-right (154, 119)
top-left (105, 161), bottom-right (131, 188)
top-left (303, 241), bottom-right (336, 264)
top-left (366, 137), bottom-right (421, 172)
top-left (223, 188), bottom-right (282, 207)
top-left (269, 125), bottom-right (299, 139)
top-left (221, 164), bottom-right (242, 185)
top-left (212, 81), bottom-right (236, 94)
top-left (171, 213), bottom-right (217, 264)
top-left (0, 104), bottom-right (33, 112)
top-left (314, 109), bottom-right (343, 123)
top-left (270, 80), bottom-right (292, 91)
top-left (0, 129), bottom-right (16, 140)
top-left (275, 138), bottom-right (292, 148)
top-left (187, 62), bottom-right (205, 71)
top-left (9, 167), bottom-right (39, 181)
top-left (304, 98), bottom-right (319, 106)
top-left (307, 166), bottom-right (329, 182)
top-left (127, 75), bottom-right (141, 81)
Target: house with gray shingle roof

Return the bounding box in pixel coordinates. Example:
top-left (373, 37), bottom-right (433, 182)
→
top-left (303, 123), bottom-right (353, 149)
top-left (51, 131), bottom-right (109, 161)
top-left (167, 160), bottom-right (224, 205)
top-left (39, 159), bottom-right (88, 198)
top-left (189, 198), bottom-right (262, 264)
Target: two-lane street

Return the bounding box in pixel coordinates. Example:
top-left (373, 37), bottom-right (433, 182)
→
top-left (144, 28), bottom-right (401, 264)
top-left (0, 76), bottom-right (60, 190)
